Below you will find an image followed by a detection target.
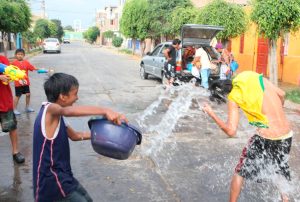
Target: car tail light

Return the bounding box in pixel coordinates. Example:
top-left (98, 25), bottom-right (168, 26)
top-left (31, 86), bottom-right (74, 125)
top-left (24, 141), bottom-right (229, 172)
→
top-left (175, 61), bottom-right (182, 72)
top-left (43, 43), bottom-right (46, 46)
top-left (56, 43), bottom-right (59, 46)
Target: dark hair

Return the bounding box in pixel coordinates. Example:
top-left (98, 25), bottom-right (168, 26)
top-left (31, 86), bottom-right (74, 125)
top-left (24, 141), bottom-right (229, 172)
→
top-left (209, 79), bottom-right (233, 103)
top-left (172, 39), bottom-right (181, 45)
top-left (44, 73), bottom-right (79, 102)
top-left (15, 48), bottom-right (25, 55)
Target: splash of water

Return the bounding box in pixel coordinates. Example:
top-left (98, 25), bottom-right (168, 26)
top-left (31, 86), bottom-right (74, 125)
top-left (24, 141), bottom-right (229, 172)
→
top-left (137, 83), bottom-right (207, 157)
top-left (135, 82), bottom-right (300, 201)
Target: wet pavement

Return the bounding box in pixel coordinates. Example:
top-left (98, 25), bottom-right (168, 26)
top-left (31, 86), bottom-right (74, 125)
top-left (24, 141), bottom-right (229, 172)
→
top-left (0, 42), bottom-right (299, 202)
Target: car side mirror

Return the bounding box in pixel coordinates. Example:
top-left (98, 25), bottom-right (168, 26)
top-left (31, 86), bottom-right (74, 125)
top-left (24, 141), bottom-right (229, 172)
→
top-left (146, 52), bottom-right (151, 56)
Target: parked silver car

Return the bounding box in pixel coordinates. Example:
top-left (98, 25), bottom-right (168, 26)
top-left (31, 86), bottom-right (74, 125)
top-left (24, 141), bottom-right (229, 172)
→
top-left (43, 38), bottom-right (61, 53)
top-left (140, 24), bottom-right (224, 83)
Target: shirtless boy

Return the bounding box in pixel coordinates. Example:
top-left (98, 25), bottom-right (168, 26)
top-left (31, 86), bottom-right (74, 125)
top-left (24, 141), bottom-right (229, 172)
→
top-left (203, 71), bottom-right (293, 202)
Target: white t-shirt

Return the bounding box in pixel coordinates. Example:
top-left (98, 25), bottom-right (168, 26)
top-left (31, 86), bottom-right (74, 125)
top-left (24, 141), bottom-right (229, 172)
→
top-left (195, 48), bottom-right (211, 70)
top-left (191, 66), bottom-right (200, 78)
top-left (220, 64), bottom-right (228, 80)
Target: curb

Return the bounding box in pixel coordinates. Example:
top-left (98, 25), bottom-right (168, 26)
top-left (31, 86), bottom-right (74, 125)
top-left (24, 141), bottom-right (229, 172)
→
top-left (100, 45), bottom-right (142, 61)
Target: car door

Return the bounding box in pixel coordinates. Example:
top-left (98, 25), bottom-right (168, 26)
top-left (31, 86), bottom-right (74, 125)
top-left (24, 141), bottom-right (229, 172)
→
top-left (153, 44), bottom-right (170, 78)
top-left (143, 44), bottom-right (163, 75)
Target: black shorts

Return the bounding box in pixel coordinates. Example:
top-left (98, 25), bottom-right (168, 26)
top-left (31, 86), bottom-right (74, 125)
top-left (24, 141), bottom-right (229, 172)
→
top-left (0, 110), bottom-right (17, 132)
top-left (235, 134), bottom-right (292, 181)
top-left (15, 85), bottom-right (30, 97)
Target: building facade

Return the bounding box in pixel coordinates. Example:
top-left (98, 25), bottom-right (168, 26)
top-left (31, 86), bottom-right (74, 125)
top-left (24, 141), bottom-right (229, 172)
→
top-left (96, 6), bottom-right (120, 45)
top-left (192, 1), bottom-right (300, 85)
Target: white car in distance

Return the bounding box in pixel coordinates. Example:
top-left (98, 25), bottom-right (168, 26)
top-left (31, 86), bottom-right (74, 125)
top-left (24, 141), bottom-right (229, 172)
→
top-left (43, 38), bottom-right (61, 53)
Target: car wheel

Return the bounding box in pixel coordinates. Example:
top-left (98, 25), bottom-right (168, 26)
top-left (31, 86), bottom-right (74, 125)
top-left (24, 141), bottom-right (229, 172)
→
top-left (43, 51), bottom-right (46, 53)
top-left (57, 50), bottom-right (61, 53)
top-left (140, 64), bottom-right (148, 79)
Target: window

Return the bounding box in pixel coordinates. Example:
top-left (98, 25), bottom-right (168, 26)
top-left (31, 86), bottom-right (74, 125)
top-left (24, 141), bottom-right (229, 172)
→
top-left (239, 34), bottom-right (244, 54)
top-left (283, 33), bottom-right (289, 56)
top-left (110, 20), bottom-right (114, 25)
top-left (151, 45), bottom-right (163, 56)
top-left (159, 44), bottom-right (170, 56)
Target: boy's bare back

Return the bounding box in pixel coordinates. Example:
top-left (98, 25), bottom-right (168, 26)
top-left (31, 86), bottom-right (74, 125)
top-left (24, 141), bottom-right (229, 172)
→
top-left (259, 78), bottom-right (291, 138)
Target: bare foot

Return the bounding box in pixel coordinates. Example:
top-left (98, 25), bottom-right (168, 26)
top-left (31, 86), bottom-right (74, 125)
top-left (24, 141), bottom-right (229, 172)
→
top-left (281, 194), bottom-right (289, 202)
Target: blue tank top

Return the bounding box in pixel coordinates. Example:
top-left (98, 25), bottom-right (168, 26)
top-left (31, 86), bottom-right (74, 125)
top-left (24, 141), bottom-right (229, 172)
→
top-left (33, 103), bottom-right (78, 202)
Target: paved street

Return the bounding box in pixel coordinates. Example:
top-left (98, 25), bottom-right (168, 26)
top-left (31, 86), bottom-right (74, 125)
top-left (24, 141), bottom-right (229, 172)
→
top-left (0, 41), bottom-right (300, 202)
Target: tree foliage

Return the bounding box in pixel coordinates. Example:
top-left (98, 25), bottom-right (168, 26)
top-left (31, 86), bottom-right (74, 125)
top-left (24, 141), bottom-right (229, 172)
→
top-left (251, 0), bottom-right (300, 40)
top-left (0, 0), bottom-right (31, 33)
top-left (250, 0), bottom-right (300, 85)
top-left (196, 0), bottom-right (248, 40)
top-left (64, 25), bottom-right (74, 31)
top-left (22, 30), bottom-right (37, 45)
top-left (112, 36), bottom-right (123, 47)
top-left (120, 0), bottom-right (149, 40)
top-left (83, 26), bottom-right (100, 43)
top-left (103, 30), bottom-right (114, 39)
top-left (147, 0), bottom-right (193, 37)
top-left (50, 19), bottom-right (64, 40)
top-left (34, 19), bottom-right (51, 39)
top-left (168, 6), bottom-right (199, 36)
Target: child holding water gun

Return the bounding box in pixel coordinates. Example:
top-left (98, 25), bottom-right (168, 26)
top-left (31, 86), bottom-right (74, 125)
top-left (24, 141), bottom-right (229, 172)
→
top-left (0, 54), bottom-right (25, 164)
top-left (12, 48), bottom-right (39, 115)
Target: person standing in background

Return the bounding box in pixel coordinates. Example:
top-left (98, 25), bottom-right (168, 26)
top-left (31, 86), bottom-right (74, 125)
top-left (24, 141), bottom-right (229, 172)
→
top-left (0, 54), bottom-right (25, 164)
top-left (192, 46), bottom-right (211, 89)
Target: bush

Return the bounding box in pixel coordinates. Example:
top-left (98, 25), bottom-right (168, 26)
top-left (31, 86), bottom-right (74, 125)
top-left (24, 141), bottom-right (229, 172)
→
top-left (119, 49), bottom-right (133, 54)
top-left (112, 36), bottom-right (123, 47)
top-left (286, 89), bottom-right (300, 104)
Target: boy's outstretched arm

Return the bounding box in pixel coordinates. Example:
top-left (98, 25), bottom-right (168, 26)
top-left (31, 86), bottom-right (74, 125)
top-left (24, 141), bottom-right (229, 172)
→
top-left (202, 100), bottom-right (239, 137)
top-left (66, 126), bottom-right (91, 141)
top-left (47, 104), bottom-right (128, 125)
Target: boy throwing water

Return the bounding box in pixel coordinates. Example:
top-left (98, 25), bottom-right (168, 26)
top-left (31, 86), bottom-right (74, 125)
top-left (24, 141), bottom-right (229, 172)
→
top-left (33, 73), bottom-right (127, 202)
top-left (203, 71), bottom-right (293, 202)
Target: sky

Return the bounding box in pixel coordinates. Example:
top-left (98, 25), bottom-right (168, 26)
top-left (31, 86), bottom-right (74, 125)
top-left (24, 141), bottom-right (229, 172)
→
top-left (29, 0), bottom-right (119, 29)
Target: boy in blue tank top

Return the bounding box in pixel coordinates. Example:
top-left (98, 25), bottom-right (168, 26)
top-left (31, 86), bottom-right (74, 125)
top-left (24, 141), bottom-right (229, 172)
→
top-left (33, 73), bottom-right (127, 202)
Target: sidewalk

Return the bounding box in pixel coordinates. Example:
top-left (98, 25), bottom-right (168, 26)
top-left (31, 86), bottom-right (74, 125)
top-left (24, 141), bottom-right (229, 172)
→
top-left (278, 82), bottom-right (300, 111)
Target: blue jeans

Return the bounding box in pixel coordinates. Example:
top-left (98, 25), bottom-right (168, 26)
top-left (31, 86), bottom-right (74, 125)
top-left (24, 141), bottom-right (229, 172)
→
top-left (201, 68), bottom-right (211, 89)
top-left (55, 183), bottom-right (93, 202)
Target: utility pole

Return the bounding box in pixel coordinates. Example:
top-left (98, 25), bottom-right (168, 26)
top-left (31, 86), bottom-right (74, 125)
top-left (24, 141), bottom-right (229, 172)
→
top-left (41, 0), bottom-right (45, 18)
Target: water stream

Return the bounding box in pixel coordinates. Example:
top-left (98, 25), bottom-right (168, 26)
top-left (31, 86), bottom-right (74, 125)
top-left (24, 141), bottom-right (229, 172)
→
top-left (136, 82), bottom-right (300, 201)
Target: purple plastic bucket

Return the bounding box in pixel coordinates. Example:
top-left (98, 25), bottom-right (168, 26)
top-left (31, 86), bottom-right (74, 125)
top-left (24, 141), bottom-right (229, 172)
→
top-left (88, 117), bottom-right (142, 160)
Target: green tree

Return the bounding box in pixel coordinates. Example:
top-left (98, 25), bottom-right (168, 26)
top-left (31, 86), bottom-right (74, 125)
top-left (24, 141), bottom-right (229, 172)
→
top-left (112, 36), bottom-right (123, 48)
top-left (49, 21), bottom-right (58, 38)
top-left (147, 0), bottom-right (192, 38)
top-left (64, 25), bottom-right (74, 31)
top-left (50, 19), bottom-right (64, 40)
top-left (83, 26), bottom-right (100, 44)
top-left (103, 30), bottom-right (114, 39)
top-left (169, 6), bottom-right (199, 36)
top-left (251, 0), bottom-right (300, 85)
top-left (22, 30), bottom-right (37, 48)
top-left (0, 0), bottom-right (31, 55)
top-left (120, 0), bottom-right (151, 54)
top-left (196, 0), bottom-right (248, 43)
top-left (34, 19), bottom-right (51, 39)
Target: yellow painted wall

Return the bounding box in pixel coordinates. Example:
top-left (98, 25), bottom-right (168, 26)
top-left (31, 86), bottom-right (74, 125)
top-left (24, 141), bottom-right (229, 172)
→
top-left (231, 23), bottom-right (257, 73)
top-left (281, 32), bottom-right (300, 84)
top-left (230, 15), bottom-right (300, 85)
